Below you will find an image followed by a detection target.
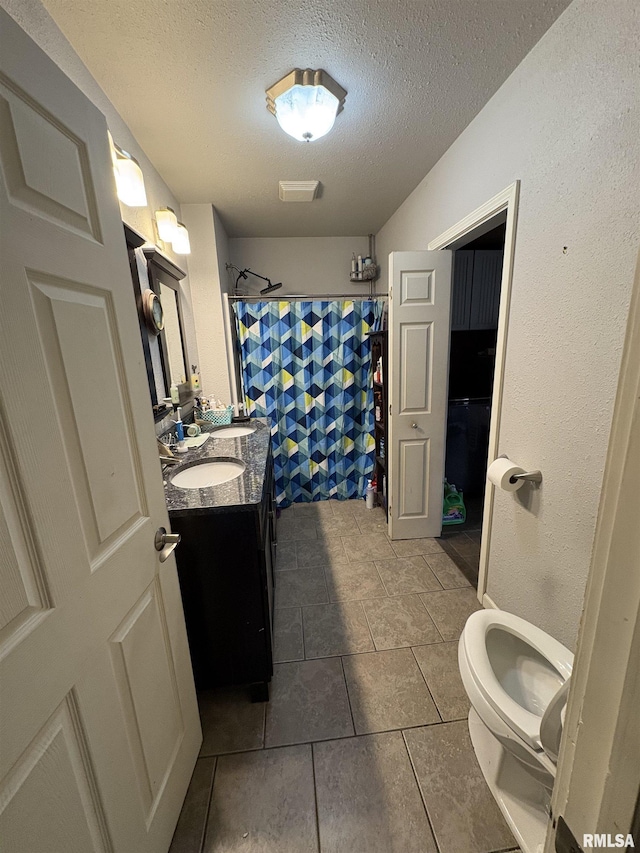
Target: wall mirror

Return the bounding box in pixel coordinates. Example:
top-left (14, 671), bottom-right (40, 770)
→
top-left (125, 227), bottom-right (192, 418)
top-left (143, 247), bottom-right (191, 405)
top-left (159, 283), bottom-right (187, 386)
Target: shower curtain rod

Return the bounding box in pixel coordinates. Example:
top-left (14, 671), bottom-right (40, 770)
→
top-left (227, 293), bottom-right (388, 300)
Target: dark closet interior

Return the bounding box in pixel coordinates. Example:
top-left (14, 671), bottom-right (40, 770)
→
top-left (445, 223), bottom-right (506, 532)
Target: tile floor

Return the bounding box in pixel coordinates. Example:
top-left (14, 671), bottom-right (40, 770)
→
top-left (170, 499), bottom-right (519, 853)
top-left (440, 495), bottom-right (483, 586)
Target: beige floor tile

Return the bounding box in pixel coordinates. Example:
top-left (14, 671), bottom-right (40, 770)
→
top-left (341, 532), bottom-right (396, 562)
top-left (323, 560), bottom-right (387, 602)
top-left (363, 594), bottom-right (442, 649)
top-left (302, 601), bottom-right (374, 658)
top-left (296, 536), bottom-right (348, 569)
top-left (424, 552), bottom-right (472, 588)
top-left (451, 539), bottom-right (481, 561)
top-left (390, 537), bottom-right (445, 558)
top-left (273, 607), bottom-right (304, 662)
top-left (330, 498), bottom-right (368, 519)
top-left (354, 507), bottom-right (388, 535)
top-left (277, 515), bottom-right (318, 542)
top-left (199, 687), bottom-right (265, 756)
top-left (412, 642), bottom-right (470, 721)
top-left (420, 588), bottom-right (482, 641)
top-left (265, 659), bottom-right (354, 747)
top-left (291, 500), bottom-right (335, 520)
top-left (275, 540), bottom-right (298, 571)
top-left (274, 567), bottom-right (328, 608)
top-left (314, 732), bottom-right (437, 853)
top-left (169, 757), bottom-right (215, 853)
top-left (375, 555), bottom-right (442, 596)
top-left (315, 512), bottom-right (360, 536)
top-left (204, 745), bottom-right (318, 852)
top-left (342, 648), bottom-right (440, 734)
top-left (404, 722), bottom-right (516, 853)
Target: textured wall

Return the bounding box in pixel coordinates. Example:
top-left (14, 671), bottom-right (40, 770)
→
top-left (229, 237), bottom-right (372, 297)
top-left (181, 205), bottom-right (232, 403)
top-left (376, 0), bottom-right (640, 650)
top-left (0, 0), bottom-right (199, 371)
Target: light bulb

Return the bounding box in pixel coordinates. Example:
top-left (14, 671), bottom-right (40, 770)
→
top-left (274, 84), bottom-right (339, 142)
top-left (114, 154), bottom-right (147, 206)
top-left (172, 222), bottom-right (191, 254)
top-left (156, 207), bottom-right (178, 242)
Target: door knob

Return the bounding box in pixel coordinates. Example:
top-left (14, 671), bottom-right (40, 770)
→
top-left (411, 422), bottom-right (418, 429)
top-left (155, 526), bottom-right (181, 562)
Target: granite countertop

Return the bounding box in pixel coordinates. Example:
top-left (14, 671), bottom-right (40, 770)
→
top-left (164, 418), bottom-right (271, 517)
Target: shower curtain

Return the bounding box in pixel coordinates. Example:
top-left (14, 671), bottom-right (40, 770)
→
top-left (233, 299), bottom-right (383, 506)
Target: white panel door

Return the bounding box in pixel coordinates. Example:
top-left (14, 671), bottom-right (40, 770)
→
top-left (0, 11), bottom-right (201, 852)
top-left (388, 251), bottom-right (452, 540)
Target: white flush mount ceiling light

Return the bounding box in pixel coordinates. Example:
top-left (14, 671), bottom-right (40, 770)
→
top-left (266, 69), bottom-right (346, 142)
top-left (108, 132), bottom-right (147, 207)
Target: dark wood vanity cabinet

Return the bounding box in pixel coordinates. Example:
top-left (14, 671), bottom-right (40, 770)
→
top-left (170, 452), bottom-right (276, 701)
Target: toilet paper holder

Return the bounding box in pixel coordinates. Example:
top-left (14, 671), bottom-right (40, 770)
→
top-left (496, 454), bottom-right (543, 484)
top-left (511, 470), bottom-right (543, 484)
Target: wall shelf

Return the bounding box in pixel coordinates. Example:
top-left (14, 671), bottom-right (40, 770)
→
top-left (368, 329), bottom-right (388, 517)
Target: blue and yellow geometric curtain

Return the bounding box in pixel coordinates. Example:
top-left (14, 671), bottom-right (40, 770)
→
top-left (233, 300), bottom-right (383, 506)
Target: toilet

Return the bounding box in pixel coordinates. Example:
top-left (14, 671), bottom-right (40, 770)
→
top-left (458, 609), bottom-right (574, 853)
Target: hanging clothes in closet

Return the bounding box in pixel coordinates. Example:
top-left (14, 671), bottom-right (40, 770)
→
top-left (233, 299), bottom-right (383, 506)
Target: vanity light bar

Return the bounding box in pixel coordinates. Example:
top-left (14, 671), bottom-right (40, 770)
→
top-left (172, 222), bottom-right (191, 255)
top-left (155, 208), bottom-right (191, 254)
top-left (108, 132), bottom-right (147, 207)
top-left (156, 207), bottom-right (178, 242)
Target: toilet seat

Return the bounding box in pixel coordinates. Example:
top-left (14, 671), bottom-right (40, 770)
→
top-left (460, 609), bottom-right (573, 751)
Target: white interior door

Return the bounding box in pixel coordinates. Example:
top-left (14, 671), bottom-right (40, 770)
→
top-left (388, 251), bottom-right (452, 540)
top-left (0, 11), bottom-right (201, 852)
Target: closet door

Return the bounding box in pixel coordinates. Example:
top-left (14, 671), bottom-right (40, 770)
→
top-left (388, 251), bottom-right (452, 540)
top-left (0, 11), bottom-right (200, 852)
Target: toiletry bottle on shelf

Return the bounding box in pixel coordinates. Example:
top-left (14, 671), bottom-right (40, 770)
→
top-left (351, 254), bottom-right (357, 275)
top-left (170, 383), bottom-right (180, 404)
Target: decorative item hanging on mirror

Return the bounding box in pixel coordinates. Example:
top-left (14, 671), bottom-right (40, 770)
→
top-left (142, 288), bottom-right (164, 335)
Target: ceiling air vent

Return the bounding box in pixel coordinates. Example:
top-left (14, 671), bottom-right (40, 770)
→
top-left (279, 180), bottom-right (320, 202)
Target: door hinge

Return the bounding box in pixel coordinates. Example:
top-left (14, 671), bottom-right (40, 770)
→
top-left (389, 404), bottom-right (392, 415)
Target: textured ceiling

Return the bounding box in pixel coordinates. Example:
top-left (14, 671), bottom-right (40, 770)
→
top-left (42, 0), bottom-right (570, 237)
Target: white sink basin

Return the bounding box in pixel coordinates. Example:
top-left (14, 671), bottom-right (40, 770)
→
top-left (212, 424), bottom-right (257, 438)
top-left (171, 458), bottom-right (245, 489)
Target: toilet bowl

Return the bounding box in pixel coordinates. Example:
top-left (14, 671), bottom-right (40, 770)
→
top-left (458, 609), bottom-right (573, 852)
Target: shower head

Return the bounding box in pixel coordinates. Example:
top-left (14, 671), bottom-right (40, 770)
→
top-left (260, 281), bottom-right (282, 295)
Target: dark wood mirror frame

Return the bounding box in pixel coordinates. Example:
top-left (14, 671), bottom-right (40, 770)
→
top-left (124, 224), bottom-right (193, 420)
